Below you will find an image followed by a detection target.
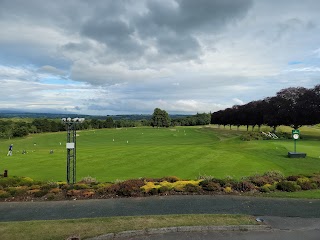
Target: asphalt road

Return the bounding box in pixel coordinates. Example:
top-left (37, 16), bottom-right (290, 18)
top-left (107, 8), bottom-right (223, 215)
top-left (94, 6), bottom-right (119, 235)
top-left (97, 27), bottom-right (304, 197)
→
top-left (125, 229), bottom-right (320, 240)
top-left (123, 216), bottom-right (320, 240)
top-left (1, 195), bottom-right (320, 222)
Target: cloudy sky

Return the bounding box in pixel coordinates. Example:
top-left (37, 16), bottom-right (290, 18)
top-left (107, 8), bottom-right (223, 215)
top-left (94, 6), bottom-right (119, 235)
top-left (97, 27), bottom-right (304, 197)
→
top-left (0, 0), bottom-right (319, 115)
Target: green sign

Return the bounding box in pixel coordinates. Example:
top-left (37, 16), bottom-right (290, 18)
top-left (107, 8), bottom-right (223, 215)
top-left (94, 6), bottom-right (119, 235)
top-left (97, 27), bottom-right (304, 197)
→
top-left (292, 129), bottom-right (300, 135)
top-left (292, 129), bottom-right (300, 140)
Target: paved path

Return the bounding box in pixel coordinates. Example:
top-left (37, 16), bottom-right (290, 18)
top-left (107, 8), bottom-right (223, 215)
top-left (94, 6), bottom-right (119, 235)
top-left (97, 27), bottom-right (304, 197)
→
top-left (126, 228), bottom-right (320, 240)
top-left (1, 195), bottom-right (320, 222)
top-left (123, 216), bottom-right (320, 240)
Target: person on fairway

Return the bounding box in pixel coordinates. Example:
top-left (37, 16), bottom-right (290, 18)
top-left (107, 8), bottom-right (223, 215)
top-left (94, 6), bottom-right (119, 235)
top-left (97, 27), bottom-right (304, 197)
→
top-left (7, 144), bottom-right (13, 156)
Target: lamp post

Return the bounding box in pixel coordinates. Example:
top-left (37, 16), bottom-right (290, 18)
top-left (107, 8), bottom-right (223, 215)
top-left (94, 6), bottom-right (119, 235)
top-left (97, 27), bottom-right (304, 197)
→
top-left (292, 129), bottom-right (300, 153)
top-left (61, 117), bottom-right (85, 184)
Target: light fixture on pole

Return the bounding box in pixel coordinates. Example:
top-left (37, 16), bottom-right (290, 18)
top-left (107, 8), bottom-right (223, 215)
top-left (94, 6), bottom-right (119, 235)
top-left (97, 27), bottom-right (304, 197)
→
top-left (61, 117), bottom-right (85, 184)
top-left (288, 129), bottom-right (306, 158)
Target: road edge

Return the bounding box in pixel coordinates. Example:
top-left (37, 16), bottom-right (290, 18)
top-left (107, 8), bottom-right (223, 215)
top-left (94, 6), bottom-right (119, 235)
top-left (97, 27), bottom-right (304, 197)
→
top-left (86, 224), bottom-right (271, 240)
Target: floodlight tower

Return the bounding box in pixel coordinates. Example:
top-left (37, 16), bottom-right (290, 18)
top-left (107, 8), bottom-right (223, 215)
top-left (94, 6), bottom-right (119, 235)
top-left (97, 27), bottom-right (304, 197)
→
top-left (61, 117), bottom-right (85, 184)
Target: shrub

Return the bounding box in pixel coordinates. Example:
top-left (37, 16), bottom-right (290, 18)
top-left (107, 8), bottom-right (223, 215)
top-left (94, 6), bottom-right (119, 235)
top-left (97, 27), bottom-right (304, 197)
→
top-left (20, 177), bottom-right (34, 186)
top-left (142, 177), bottom-right (161, 182)
top-left (310, 176), bottom-right (320, 187)
top-left (199, 180), bottom-right (221, 191)
top-left (149, 188), bottom-right (159, 195)
top-left (0, 177), bottom-right (21, 188)
top-left (224, 187), bottom-right (232, 193)
top-left (30, 185), bottom-right (41, 190)
top-left (95, 183), bottom-right (112, 195)
top-left (159, 181), bottom-right (174, 190)
top-left (57, 181), bottom-right (67, 188)
top-left (248, 175), bottom-right (271, 187)
top-left (0, 190), bottom-right (11, 198)
top-left (276, 181), bottom-right (301, 192)
top-left (160, 176), bottom-right (180, 183)
top-left (197, 174), bottom-right (215, 181)
top-left (7, 186), bottom-right (28, 196)
top-left (184, 183), bottom-right (201, 193)
top-left (276, 132), bottom-right (292, 139)
top-left (172, 181), bottom-right (200, 192)
top-left (73, 183), bottom-right (90, 190)
top-left (105, 184), bottom-right (120, 194)
top-left (79, 176), bottom-right (97, 185)
top-left (264, 171), bottom-right (284, 182)
top-left (296, 177), bottom-right (316, 190)
top-left (49, 188), bottom-right (61, 194)
top-left (41, 182), bottom-right (59, 191)
top-left (260, 185), bottom-right (270, 193)
top-left (259, 183), bottom-right (275, 193)
top-left (286, 175), bottom-right (302, 181)
top-left (82, 190), bottom-right (95, 198)
top-left (173, 182), bottom-right (189, 192)
top-left (158, 186), bottom-right (170, 193)
top-left (240, 132), bottom-right (265, 141)
top-left (107, 179), bottom-right (145, 197)
top-left (66, 190), bottom-right (81, 197)
top-left (46, 193), bottom-right (55, 200)
top-left (33, 190), bottom-right (49, 198)
top-left (141, 182), bottom-right (161, 193)
top-left (269, 183), bottom-right (277, 191)
top-left (233, 181), bottom-right (256, 192)
top-left (249, 171), bottom-right (284, 186)
top-left (202, 177), bottom-right (234, 188)
top-left (93, 183), bottom-right (111, 190)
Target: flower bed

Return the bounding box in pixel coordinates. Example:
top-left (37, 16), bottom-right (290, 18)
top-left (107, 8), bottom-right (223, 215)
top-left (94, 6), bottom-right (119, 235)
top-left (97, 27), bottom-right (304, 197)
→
top-left (1, 171), bottom-right (320, 201)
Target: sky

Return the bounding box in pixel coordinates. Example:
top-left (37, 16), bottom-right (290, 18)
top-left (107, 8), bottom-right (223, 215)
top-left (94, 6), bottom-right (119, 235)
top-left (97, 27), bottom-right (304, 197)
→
top-left (0, 0), bottom-right (320, 115)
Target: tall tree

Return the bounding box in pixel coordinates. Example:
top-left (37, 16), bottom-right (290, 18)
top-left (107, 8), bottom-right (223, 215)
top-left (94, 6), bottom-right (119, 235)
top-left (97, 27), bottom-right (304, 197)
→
top-left (104, 117), bottom-right (114, 128)
top-left (151, 108), bottom-right (171, 127)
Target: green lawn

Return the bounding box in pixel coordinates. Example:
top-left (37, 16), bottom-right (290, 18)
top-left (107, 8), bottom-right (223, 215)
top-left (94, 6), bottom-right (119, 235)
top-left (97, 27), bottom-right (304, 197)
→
top-left (0, 126), bottom-right (320, 182)
top-left (0, 214), bottom-right (257, 240)
top-left (262, 189), bottom-right (320, 199)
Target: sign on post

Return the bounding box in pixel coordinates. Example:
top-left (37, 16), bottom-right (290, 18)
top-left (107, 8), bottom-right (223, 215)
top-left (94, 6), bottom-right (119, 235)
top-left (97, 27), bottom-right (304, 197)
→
top-left (66, 142), bottom-right (75, 149)
top-left (292, 129), bottom-right (300, 140)
top-left (291, 129), bottom-right (300, 153)
top-left (288, 129), bottom-right (306, 158)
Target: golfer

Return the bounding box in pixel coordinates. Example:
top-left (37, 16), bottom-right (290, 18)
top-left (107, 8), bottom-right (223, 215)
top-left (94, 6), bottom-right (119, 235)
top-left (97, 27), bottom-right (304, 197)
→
top-left (7, 144), bottom-right (13, 156)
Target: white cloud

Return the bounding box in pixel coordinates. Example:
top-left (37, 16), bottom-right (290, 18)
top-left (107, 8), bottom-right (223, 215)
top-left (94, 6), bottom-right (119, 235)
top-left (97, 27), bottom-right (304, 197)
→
top-left (1, 0), bottom-right (320, 115)
top-left (232, 98), bottom-right (244, 105)
top-left (286, 67), bottom-right (320, 72)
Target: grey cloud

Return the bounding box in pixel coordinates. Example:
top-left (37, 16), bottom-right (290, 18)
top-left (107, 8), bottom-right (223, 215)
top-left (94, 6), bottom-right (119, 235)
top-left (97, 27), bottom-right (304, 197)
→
top-left (2, 0), bottom-right (320, 115)
top-left (85, 96), bottom-right (226, 115)
top-left (274, 18), bottom-right (316, 41)
top-left (38, 65), bottom-right (67, 76)
top-left (74, 0), bottom-right (253, 62)
top-left (0, 0), bottom-right (91, 30)
top-left (87, 104), bottom-right (110, 111)
top-left (134, 0), bottom-right (252, 60)
top-left (81, 19), bottom-right (144, 56)
top-left (0, 0), bottom-right (254, 69)
top-left (0, 41), bottom-right (69, 70)
top-left (156, 34), bottom-right (201, 60)
top-left (141, 0), bottom-right (252, 34)
top-left (61, 42), bottom-right (91, 52)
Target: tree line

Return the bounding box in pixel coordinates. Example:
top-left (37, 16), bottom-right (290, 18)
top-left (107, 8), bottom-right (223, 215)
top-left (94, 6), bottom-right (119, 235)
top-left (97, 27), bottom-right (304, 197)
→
top-left (0, 118), bottom-right (140, 139)
top-left (150, 108), bottom-right (211, 127)
top-left (0, 110), bottom-right (211, 139)
top-left (211, 85), bottom-right (320, 131)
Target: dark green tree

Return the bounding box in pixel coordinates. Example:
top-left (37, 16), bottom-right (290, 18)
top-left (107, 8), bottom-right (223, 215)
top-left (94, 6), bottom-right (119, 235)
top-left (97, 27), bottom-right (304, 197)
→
top-left (151, 108), bottom-right (171, 127)
top-left (104, 117), bottom-right (114, 128)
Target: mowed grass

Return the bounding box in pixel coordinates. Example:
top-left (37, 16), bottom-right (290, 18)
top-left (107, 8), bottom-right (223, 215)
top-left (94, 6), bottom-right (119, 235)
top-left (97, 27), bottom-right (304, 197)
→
top-left (0, 214), bottom-right (257, 240)
top-left (0, 126), bottom-right (320, 182)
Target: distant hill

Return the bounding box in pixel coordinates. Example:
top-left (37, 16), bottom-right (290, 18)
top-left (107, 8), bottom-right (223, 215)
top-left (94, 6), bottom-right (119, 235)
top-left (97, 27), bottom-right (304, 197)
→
top-left (0, 110), bottom-right (190, 120)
